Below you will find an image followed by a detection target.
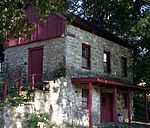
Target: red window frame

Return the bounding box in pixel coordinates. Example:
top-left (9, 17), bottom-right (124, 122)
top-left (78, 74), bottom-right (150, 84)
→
top-left (103, 51), bottom-right (111, 73)
top-left (82, 89), bottom-right (89, 109)
top-left (121, 57), bottom-right (127, 77)
top-left (82, 44), bottom-right (91, 69)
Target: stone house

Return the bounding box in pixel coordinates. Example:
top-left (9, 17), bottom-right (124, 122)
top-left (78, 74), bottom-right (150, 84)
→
top-left (3, 7), bottom-right (150, 128)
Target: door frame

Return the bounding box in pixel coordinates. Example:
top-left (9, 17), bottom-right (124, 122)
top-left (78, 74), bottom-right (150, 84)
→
top-left (28, 46), bottom-right (44, 81)
top-left (100, 92), bottom-right (114, 123)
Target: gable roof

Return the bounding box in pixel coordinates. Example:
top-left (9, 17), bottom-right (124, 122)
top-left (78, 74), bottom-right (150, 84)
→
top-left (70, 15), bottom-right (131, 48)
top-left (8, 10), bottom-right (130, 48)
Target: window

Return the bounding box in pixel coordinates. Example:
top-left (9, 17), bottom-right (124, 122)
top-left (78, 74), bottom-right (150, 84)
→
top-left (82, 89), bottom-right (89, 109)
top-left (82, 44), bottom-right (91, 69)
top-left (103, 51), bottom-right (111, 73)
top-left (121, 57), bottom-right (127, 77)
top-left (0, 61), bottom-right (3, 73)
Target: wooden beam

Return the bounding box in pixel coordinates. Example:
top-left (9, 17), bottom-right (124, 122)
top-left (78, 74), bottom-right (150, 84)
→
top-left (128, 89), bottom-right (131, 124)
top-left (3, 81), bottom-right (7, 101)
top-left (31, 74), bottom-right (35, 90)
top-left (144, 91), bottom-right (148, 122)
top-left (88, 82), bottom-right (93, 128)
top-left (18, 78), bottom-right (22, 94)
top-left (113, 87), bottom-right (118, 126)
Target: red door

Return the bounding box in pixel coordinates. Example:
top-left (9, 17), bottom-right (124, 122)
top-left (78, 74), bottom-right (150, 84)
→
top-left (28, 46), bottom-right (43, 84)
top-left (101, 93), bottom-right (113, 123)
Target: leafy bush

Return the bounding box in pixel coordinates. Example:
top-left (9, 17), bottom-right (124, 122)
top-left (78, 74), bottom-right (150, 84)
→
top-left (28, 112), bottom-right (49, 128)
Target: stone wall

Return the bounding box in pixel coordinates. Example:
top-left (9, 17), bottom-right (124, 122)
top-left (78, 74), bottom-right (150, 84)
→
top-left (4, 24), bottom-right (133, 83)
top-left (0, 77), bottom-right (100, 128)
top-left (0, 77), bottom-right (133, 128)
top-left (117, 91), bottom-right (134, 123)
top-left (4, 37), bottom-right (65, 80)
top-left (65, 25), bottom-right (133, 84)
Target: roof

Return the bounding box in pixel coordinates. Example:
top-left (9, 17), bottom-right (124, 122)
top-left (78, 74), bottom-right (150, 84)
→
top-left (71, 77), bottom-right (150, 92)
top-left (69, 15), bottom-right (131, 48)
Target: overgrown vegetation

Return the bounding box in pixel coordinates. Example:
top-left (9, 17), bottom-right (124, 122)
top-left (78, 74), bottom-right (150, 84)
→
top-left (133, 92), bottom-right (145, 121)
top-left (0, 82), bottom-right (34, 106)
top-left (28, 113), bottom-right (49, 128)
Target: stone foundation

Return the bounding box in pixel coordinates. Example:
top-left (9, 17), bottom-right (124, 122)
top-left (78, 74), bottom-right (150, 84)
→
top-left (0, 77), bottom-right (133, 128)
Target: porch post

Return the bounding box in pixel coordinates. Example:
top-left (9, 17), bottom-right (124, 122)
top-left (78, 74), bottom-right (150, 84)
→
top-left (18, 78), bottom-right (22, 94)
top-left (88, 82), bottom-right (93, 128)
top-left (113, 87), bottom-right (118, 125)
top-left (128, 89), bottom-right (131, 124)
top-left (144, 91), bottom-right (148, 122)
top-left (31, 74), bottom-right (35, 90)
top-left (3, 81), bottom-right (7, 101)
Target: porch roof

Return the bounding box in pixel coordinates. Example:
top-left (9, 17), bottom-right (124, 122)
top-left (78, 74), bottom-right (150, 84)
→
top-left (71, 77), bottom-right (150, 92)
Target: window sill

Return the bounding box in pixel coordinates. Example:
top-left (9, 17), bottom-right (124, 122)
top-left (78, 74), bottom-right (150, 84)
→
top-left (82, 106), bottom-right (89, 109)
top-left (104, 71), bottom-right (111, 74)
top-left (82, 66), bottom-right (91, 70)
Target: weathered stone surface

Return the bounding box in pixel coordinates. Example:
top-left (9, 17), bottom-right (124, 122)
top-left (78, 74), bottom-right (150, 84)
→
top-left (3, 23), bottom-right (134, 128)
top-left (4, 37), bottom-right (65, 80)
top-left (66, 25), bottom-right (133, 84)
top-left (0, 78), bottom-right (90, 127)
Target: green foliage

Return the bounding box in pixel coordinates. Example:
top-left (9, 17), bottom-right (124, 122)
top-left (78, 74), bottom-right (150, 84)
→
top-left (69, 0), bottom-right (150, 86)
top-left (117, 124), bottom-right (128, 128)
top-left (53, 65), bottom-right (69, 77)
top-left (1, 85), bottom-right (34, 106)
top-left (0, 0), bottom-right (68, 41)
top-left (133, 92), bottom-right (145, 121)
top-left (56, 66), bottom-right (68, 77)
top-left (1, 0), bottom-right (150, 85)
top-left (28, 112), bottom-right (49, 128)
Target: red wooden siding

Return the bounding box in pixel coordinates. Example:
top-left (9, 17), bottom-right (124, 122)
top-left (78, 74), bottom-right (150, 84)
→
top-left (8, 7), bottom-right (66, 47)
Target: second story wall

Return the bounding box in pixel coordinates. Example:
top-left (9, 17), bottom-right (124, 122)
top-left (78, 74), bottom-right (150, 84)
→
top-left (4, 37), bottom-right (65, 80)
top-left (65, 25), bottom-right (133, 84)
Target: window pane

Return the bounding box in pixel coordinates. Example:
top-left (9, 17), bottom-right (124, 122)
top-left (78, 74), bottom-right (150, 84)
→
top-left (103, 53), bottom-right (107, 62)
top-left (82, 44), bottom-right (90, 68)
top-left (121, 57), bottom-right (127, 77)
top-left (103, 51), bottom-right (111, 73)
top-left (82, 89), bottom-right (89, 109)
top-left (82, 102), bottom-right (88, 108)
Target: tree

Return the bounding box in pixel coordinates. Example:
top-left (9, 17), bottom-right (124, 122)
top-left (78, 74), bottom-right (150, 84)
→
top-left (0, 0), bottom-right (68, 42)
top-left (1, 0), bottom-right (150, 86)
top-left (69, 0), bottom-right (150, 86)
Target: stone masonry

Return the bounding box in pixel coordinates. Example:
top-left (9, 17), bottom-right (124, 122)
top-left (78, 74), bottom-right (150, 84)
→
top-left (4, 37), bottom-right (66, 80)
top-left (3, 23), bottom-right (134, 127)
top-left (65, 25), bottom-right (133, 84)
top-left (0, 77), bottom-right (100, 127)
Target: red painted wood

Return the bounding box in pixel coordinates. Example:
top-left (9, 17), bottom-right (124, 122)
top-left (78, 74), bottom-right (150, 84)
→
top-left (18, 78), bottom-right (22, 94)
top-left (144, 91), bottom-right (149, 122)
top-left (3, 81), bottom-right (7, 101)
top-left (31, 74), bottom-right (35, 90)
top-left (71, 78), bottom-right (150, 91)
top-left (28, 46), bottom-right (43, 86)
top-left (101, 93), bottom-right (113, 123)
top-left (128, 89), bottom-right (131, 124)
top-left (8, 7), bottom-right (66, 47)
top-left (113, 87), bottom-right (118, 125)
top-left (88, 82), bottom-right (93, 128)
